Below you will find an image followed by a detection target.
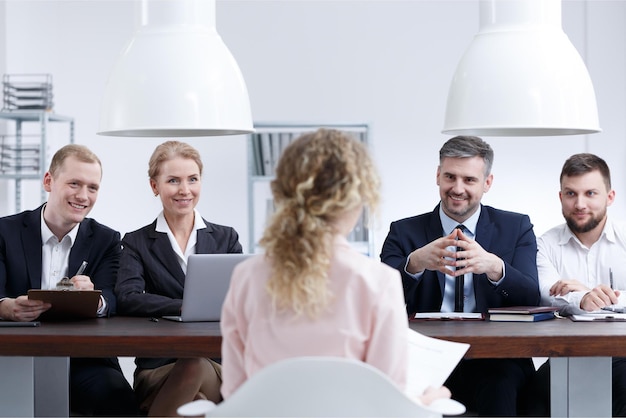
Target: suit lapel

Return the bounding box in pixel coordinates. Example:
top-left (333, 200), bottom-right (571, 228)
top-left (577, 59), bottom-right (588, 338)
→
top-left (22, 207), bottom-right (44, 289)
top-left (429, 205), bottom-right (447, 297)
top-left (148, 224), bottom-right (185, 285)
top-left (473, 206), bottom-right (493, 310)
top-left (196, 223), bottom-right (217, 253)
top-left (475, 206), bottom-right (493, 254)
top-left (70, 220), bottom-right (92, 277)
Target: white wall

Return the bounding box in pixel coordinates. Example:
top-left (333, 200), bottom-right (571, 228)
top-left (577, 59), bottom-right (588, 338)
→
top-left (1, 0), bottom-right (625, 259)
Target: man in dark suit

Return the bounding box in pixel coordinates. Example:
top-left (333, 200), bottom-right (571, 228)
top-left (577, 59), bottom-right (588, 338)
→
top-left (381, 136), bottom-right (540, 416)
top-left (0, 144), bottom-right (139, 416)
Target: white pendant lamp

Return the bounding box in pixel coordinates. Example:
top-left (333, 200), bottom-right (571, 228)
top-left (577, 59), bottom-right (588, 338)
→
top-left (98, 0), bottom-right (253, 137)
top-left (442, 0), bottom-right (601, 136)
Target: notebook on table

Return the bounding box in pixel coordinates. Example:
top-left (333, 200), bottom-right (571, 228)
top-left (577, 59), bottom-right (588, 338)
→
top-left (163, 253), bottom-right (252, 322)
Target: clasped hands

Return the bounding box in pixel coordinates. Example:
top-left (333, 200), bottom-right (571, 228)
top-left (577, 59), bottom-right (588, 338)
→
top-left (407, 228), bottom-right (503, 281)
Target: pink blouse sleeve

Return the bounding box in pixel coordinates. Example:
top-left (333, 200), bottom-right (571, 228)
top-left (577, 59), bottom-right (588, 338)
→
top-left (364, 268), bottom-right (408, 391)
top-left (219, 267), bottom-right (248, 399)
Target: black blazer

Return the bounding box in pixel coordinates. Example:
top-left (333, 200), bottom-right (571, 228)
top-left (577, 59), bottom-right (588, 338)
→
top-left (115, 218), bottom-right (242, 370)
top-left (0, 204), bottom-right (123, 373)
top-left (0, 204), bottom-right (121, 314)
top-left (115, 218), bottom-right (243, 317)
top-left (380, 204), bottom-right (540, 314)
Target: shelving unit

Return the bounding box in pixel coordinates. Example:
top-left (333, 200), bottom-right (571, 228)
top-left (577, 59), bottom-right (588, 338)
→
top-left (0, 111), bottom-right (75, 212)
top-left (247, 123), bottom-right (373, 255)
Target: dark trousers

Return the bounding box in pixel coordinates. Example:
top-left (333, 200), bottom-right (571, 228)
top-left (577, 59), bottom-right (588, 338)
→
top-left (70, 358), bottom-right (140, 416)
top-left (445, 358), bottom-right (535, 416)
top-left (520, 357), bottom-right (626, 417)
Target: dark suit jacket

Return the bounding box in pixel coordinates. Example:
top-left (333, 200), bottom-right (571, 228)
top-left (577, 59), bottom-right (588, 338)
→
top-left (115, 218), bottom-right (242, 370)
top-left (0, 204), bottom-right (123, 375)
top-left (0, 204), bottom-right (121, 314)
top-left (381, 204), bottom-right (540, 314)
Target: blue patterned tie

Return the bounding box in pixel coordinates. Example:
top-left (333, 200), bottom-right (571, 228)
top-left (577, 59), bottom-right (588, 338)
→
top-left (455, 225), bottom-right (465, 312)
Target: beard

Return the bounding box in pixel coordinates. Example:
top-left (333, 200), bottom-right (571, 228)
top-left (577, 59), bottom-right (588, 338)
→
top-left (564, 209), bottom-right (606, 234)
top-left (441, 195), bottom-right (479, 221)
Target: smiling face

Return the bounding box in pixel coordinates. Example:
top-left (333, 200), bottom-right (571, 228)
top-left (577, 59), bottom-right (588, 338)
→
top-left (436, 156), bottom-right (492, 223)
top-left (560, 170), bottom-right (615, 235)
top-left (43, 155), bottom-right (101, 238)
top-left (150, 156), bottom-right (201, 221)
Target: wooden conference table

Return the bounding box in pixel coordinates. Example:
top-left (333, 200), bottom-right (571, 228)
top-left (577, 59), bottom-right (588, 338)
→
top-left (0, 316), bottom-right (622, 417)
top-left (411, 318), bottom-right (625, 417)
top-left (0, 317), bottom-right (221, 417)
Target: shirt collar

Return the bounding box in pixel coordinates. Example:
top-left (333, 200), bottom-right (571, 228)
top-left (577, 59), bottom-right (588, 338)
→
top-left (40, 203), bottom-right (80, 245)
top-left (559, 216), bottom-right (616, 246)
top-left (439, 204), bottom-right (480, 238)
top-left (155, 209), bottom-right (206, 233)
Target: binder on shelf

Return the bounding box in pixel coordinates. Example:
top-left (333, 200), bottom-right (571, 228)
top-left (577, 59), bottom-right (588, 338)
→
top-left (279, 132), bottom-right (292, 156)
top-left (270, 133), bottom-right (281, 176)
top-left (259, 132), bottom-right (273, 176)
top-left (251, 134), bottom-right (263, 176)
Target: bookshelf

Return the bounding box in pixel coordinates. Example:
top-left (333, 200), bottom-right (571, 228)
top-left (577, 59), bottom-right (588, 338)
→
top-left (247, 123), bottom-right (373, 255)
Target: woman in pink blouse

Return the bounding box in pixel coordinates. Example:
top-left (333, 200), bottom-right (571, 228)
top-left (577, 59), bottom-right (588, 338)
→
top-left (220, 129), bottom-right (449, 404)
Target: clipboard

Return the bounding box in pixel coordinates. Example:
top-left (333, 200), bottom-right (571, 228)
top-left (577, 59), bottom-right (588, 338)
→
top-left (27, 289), bottom-right (101, 319)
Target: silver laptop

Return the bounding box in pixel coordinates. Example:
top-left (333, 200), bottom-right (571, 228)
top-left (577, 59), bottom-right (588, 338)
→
top-left (163, 253), bottom-right (252, 322)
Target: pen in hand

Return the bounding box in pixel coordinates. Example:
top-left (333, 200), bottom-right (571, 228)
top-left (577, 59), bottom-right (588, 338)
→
top-left (75, 261), bottom-right (88, 276)
top-left (55, 261), bottom-right (89, 290)
top-left (610, 268), bottom-right (614, 290)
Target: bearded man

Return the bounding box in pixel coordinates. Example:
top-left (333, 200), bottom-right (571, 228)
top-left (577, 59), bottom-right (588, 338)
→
top-left (535, 152), bottom-right (626, 417)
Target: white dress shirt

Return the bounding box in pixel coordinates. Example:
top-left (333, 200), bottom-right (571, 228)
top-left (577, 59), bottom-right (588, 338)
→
top-left (155, 209), bottom-right (206, 274)
top-left (537, 216), bottom-right (626, 309)
top-left (40, 207), bottom-right (107, 315)
top-left (41, 213), bottom-right (76, 290)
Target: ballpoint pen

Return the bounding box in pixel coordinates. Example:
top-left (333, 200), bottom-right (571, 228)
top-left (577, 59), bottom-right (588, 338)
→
top-left (75, 260), bottom-right (88, 276)
top-left (56, 261), bottom-right (89, 290)
top-left (610, 268), bottom-right (614, 290)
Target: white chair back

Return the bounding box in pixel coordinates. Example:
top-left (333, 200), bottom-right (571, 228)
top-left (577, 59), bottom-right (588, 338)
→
top-left (178, 356), bottom-right (465, 417)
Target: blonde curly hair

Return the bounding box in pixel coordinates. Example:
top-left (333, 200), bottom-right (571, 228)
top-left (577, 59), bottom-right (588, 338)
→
top-left (260, 128), bottom-right (380, 318)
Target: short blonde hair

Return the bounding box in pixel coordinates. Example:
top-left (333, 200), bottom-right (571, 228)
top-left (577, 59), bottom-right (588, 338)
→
top-left (48, 144), bottom-right (102, 177)
top-left (148, 140), bottom-right (203, 179)
top-left (260, 128), bottom-right (380, 318)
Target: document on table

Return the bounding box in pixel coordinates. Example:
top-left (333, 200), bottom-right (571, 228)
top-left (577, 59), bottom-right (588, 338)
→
top-left (406, 328), bottom-right (470, 396)
top-left (570, 312), bottom-right (626, 321)
top-left (413, 312), bottom-right (484, 320)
